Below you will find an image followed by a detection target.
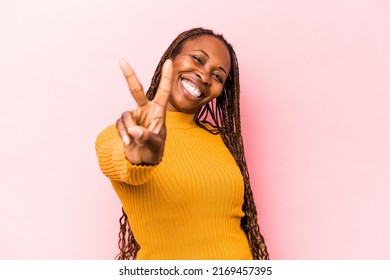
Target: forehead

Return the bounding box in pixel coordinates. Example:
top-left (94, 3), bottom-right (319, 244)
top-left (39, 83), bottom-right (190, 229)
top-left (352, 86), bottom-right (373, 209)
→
top-left (181, 35), bottom-right (231, 71)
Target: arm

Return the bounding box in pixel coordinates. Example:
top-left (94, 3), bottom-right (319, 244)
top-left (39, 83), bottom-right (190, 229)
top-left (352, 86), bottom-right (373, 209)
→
top-left (95, 124), bottom-right (156, 185)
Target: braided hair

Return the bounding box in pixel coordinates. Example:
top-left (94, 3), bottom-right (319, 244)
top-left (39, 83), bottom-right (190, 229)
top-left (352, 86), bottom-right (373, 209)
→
top-left (116, 27), bottom-right (269, 260)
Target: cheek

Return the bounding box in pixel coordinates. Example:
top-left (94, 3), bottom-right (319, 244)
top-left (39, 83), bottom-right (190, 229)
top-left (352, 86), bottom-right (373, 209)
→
top-left (210, 84), bottom-right (224, 99)
top-left (172, 57), bottom-right (192, 73)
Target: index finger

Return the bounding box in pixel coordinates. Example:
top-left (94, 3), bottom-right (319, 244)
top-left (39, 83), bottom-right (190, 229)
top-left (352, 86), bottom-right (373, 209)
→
top-left (119, 59), bottom-right (149, 106)
top-left (153, 59), bottom-right (173, 108)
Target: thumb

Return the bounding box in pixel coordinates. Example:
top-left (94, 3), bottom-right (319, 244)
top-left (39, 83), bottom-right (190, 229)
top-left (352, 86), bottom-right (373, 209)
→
top-left (128, 126), bottom-right (144, 140)
top-left (128, 126), bottom-right (164, 153)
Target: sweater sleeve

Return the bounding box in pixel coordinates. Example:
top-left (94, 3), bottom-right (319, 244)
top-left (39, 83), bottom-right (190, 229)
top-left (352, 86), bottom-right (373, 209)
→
top-left (95, 125), bottom-right (156, 185)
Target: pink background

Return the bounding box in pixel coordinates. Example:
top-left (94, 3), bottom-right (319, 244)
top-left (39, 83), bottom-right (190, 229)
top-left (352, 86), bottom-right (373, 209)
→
top-left (1, 0), bottom-right (389, 259)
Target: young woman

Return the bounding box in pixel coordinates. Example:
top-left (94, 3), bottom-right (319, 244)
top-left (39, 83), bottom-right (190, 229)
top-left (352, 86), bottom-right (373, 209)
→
top-left (95, 27), bottom-right (269, 260)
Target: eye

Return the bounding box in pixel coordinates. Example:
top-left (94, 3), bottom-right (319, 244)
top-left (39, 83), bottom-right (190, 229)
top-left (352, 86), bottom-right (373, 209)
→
top-left (213, 73), bottom-right (223, 83)
top-left (192, 55), bottom-right (203, 64)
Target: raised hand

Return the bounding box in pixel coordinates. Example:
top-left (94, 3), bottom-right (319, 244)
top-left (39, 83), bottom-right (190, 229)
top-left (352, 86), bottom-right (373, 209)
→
top-left (116, 59), bottom-right (173, 165)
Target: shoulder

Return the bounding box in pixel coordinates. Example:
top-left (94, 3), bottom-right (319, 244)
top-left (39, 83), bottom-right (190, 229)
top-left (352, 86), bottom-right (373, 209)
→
top-left (95, 124), bottom-right (119, 150)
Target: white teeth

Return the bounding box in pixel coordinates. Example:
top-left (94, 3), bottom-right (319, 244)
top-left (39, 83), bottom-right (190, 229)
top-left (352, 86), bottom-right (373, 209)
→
top-left (182, 79), bottom-right (202, 97)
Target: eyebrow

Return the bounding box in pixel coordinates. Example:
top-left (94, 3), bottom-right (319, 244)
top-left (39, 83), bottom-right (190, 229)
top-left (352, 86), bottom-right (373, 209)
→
top-left (194, 49), bottom-right (227, 74)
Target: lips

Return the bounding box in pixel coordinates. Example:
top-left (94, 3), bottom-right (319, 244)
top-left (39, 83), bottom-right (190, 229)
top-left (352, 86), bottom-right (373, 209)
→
top-left (181, 78), bottom-right (203, 98)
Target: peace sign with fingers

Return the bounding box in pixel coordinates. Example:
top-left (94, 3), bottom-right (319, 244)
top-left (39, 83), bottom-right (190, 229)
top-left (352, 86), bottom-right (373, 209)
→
top-left (116, 59), bottom-right (173, 165)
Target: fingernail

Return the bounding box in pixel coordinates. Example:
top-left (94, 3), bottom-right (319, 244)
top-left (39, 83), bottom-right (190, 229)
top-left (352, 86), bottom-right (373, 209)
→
top-left (128, 127), bottom-right (143, 139)
top-left (122, 135), bottom-right (130, 145)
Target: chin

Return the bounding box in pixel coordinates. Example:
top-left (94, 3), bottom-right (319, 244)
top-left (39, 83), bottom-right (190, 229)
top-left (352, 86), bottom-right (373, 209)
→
top-left (168, 94), bottom-right (204, 114)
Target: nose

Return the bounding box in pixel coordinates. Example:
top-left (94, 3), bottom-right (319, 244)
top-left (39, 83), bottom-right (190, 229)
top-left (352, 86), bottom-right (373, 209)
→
top-left (196, 68), bottom-right (211, 86)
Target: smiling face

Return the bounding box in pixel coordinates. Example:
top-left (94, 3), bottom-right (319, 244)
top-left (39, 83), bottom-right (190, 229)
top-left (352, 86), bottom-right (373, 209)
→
top-left (167, 35), bottom-right (231, 114)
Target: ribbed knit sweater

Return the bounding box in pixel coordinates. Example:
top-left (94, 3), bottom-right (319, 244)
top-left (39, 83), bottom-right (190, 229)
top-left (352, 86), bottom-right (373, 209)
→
top-left (95, 111), bottom-right (252, 259)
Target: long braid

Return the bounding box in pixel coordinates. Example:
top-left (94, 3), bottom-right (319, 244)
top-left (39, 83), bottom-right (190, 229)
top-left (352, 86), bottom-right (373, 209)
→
top-left (117, 27), bottom-right (269, 260)
top-left (115, 208), bottom-right (139, 260)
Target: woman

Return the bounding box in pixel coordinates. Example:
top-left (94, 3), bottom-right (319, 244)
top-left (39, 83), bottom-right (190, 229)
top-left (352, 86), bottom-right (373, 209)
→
top-left (96, 27), bottom-right (269, 260)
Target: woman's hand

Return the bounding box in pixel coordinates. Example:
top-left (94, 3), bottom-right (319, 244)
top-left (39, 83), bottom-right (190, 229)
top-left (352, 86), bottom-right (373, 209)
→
top-left (116, 59), bottom-right (173, 165)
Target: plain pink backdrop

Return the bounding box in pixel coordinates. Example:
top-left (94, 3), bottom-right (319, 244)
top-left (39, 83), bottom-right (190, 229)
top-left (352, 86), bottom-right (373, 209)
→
top-left (1, 0), bottom-right (389, 259)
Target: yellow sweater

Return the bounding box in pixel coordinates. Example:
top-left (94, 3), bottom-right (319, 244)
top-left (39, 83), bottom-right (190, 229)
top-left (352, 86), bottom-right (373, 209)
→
top-left (95, 111), bottom-right (252, 260)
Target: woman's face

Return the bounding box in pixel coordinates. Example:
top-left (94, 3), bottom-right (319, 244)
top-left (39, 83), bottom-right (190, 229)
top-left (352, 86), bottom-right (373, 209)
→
top-left (167, 35), bottom-right (231, 114)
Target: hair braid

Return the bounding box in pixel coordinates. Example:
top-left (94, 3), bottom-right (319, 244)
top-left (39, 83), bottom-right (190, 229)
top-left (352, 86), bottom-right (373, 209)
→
top-left (115, 208), bottom-right (139, 260)
top-left (117, 27), bottom-right (269, 260)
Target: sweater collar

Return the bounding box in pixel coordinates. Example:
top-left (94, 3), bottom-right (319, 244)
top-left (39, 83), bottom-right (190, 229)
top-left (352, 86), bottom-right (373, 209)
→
top-left (165, 111), bottom-right (197, 129)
